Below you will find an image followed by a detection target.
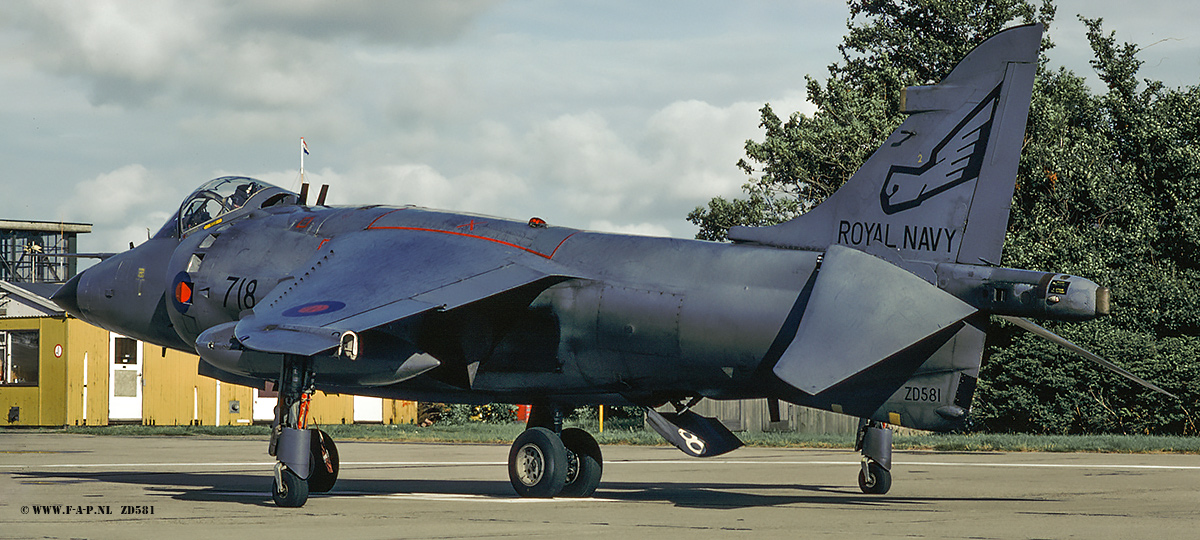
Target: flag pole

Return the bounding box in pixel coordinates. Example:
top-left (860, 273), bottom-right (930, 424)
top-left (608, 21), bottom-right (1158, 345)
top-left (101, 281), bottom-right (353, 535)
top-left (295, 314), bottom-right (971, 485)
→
top-left (300, 137), bottom-right (306, 182)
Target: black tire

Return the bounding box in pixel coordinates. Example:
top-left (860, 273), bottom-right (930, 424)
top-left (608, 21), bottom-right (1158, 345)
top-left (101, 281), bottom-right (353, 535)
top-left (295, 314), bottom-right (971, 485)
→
top-left (508, 427), bottom-right (568, 498)
top-left (559, 427), bottom-right (603, 498)
top-left (858, 461), bottom-right (891, 494)
top-left (308, 429), bottom-right (339, 493)
top-left (273, 467), bottom-right (309, 507)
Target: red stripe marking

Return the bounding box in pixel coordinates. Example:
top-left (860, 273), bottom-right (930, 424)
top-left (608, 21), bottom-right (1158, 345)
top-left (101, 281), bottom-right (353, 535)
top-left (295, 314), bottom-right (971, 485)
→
top-left (456, 219), bottom-right (484, 231)
top-left (366, 208), bottom-right (406, 229)
top-left (365, 208), bottom-right (577, 260)
top-left (549, 232), bottom-right (576, 258)
top-left (368, 226), bottom-right (554, 259)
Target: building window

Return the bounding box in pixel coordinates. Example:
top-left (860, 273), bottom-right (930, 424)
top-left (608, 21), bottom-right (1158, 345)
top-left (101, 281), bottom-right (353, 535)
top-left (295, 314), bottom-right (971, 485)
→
top-left (114, 337), bottom-right (137, 365)
top-left (1, 330), bottom-right (39, 386)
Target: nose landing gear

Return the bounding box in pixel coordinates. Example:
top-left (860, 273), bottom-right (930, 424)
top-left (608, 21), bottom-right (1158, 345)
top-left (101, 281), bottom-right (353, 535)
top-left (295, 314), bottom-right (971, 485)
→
top-left (268, 355), bottom-right (340, 507)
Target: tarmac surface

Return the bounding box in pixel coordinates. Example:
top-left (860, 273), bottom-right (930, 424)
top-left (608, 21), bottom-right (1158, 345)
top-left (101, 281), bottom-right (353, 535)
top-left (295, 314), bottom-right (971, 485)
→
top-left (2, 432), bottom-right (1198, 539)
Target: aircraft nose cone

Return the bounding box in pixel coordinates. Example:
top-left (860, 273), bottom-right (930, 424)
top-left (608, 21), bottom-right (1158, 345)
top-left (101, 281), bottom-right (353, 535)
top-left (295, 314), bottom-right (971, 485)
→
top-left (52, 271), bottom-right (84, 319)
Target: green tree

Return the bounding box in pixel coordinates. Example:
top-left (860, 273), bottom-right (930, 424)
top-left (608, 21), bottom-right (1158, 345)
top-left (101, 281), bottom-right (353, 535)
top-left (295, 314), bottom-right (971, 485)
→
top-left (974, 18), bottom-right (1200, 434)
top-left (692, 2), bottom-right (1200, 433)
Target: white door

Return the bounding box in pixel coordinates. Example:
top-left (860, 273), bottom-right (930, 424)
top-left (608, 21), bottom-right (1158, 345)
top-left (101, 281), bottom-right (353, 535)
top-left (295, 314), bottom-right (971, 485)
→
top-left (253, 386), bottom-right (278, 422)
top-left (108, 334), bottom-right (142, 421)
top-left (354, 395), bottom-right (383, 423)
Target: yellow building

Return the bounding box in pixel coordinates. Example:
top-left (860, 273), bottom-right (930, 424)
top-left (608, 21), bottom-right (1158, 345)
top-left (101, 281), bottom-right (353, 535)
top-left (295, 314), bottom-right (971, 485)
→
top-left (0, 280), bottom-right (417, 427)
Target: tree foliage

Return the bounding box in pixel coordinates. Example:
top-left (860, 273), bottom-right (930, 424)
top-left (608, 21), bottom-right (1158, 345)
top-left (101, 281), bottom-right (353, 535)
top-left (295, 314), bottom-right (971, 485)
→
top-left (691, 1), bottom-right (1200, 433)
top-left (977, 18), bottom-right (1200, 434)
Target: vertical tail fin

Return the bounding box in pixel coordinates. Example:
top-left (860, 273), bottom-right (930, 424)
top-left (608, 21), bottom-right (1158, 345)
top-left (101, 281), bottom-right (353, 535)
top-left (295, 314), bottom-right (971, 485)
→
top-left (729, 24), bottom-right (1042, 265)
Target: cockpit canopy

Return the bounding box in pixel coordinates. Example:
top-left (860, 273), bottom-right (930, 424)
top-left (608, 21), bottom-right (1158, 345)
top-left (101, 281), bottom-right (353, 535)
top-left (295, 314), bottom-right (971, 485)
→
top-left (165, 176), bottom-right (298, 238)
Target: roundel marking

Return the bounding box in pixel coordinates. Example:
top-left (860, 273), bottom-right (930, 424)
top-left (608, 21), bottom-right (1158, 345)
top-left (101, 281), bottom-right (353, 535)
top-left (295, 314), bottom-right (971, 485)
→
top-left (170, 272), bottom-right (194, 313)
top-left (175, 281), bottom-right (193, 304)
top-left (283, 301), bottom-right (346, 317)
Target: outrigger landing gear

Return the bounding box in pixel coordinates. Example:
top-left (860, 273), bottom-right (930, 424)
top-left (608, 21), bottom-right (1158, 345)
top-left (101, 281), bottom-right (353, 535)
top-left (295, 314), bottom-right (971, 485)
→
top-left (855, 419), bottom-right (892, 495)
top-left (507, 405), bottom-right (603, 498)
top-left (268, 355), bottom-right (340, 507)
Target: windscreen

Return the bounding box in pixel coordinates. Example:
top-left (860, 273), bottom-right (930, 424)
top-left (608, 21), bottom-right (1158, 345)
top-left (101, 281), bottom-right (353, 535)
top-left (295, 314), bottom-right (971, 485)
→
top-left (170, 176), bottom-right (286, 237)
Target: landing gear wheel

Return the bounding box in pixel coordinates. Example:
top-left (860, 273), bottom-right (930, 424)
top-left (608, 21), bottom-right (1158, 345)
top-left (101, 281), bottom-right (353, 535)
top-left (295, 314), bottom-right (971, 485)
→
top-left (858, 461), bottom-right (891, 494)
top-left (508, 427), bottom-right (568, 498)
top-left (308, 429), bottom-right (339, 493)
top-left (273, 467), bottom-right (309, 507)
top-left (559, 427), bottom-right (603, 498)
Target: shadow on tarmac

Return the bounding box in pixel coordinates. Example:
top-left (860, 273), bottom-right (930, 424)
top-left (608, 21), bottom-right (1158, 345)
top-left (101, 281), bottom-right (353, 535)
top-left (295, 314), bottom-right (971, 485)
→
top-left (13, 468), bottom-right (1048, 509)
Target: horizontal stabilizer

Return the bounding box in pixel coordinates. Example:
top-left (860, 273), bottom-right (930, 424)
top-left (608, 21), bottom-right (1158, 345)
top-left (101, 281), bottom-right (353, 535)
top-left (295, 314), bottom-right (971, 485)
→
top-left (773, 245), bottom-right (976, 394)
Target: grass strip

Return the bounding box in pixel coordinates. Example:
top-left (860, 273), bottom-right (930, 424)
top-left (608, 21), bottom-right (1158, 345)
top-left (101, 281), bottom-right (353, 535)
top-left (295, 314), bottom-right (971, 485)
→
top-left (7, 423), bottom-right (1200, 454)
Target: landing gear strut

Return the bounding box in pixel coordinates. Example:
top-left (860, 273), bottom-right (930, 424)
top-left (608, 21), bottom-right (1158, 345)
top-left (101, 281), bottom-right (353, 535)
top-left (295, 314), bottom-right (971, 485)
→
top-left (268, 355), bottom-right (340, 507)
top-left (855, 419), bottom-right (892, 494)
top-left (507, 405), bottom-right (603, 498)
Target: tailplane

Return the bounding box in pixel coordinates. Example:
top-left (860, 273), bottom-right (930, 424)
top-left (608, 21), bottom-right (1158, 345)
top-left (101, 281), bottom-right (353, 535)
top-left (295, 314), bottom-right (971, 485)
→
top-left (729, 24), bottom-right (1042, 265)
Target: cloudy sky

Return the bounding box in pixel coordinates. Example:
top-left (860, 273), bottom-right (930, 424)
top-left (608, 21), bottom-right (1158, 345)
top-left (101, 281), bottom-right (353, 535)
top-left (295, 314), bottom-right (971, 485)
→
top-left (1, 1), bottom-right (1196, 254)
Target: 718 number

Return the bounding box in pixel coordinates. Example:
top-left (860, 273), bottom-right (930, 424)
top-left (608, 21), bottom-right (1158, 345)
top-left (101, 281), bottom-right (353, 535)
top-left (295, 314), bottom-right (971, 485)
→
top-left (223, 276), bottom-right (258, 311)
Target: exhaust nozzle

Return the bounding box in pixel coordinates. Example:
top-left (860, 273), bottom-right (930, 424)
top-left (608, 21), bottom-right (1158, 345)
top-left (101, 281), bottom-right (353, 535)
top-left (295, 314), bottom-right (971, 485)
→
top-left (1095, 287), bottom-right (1110, 316)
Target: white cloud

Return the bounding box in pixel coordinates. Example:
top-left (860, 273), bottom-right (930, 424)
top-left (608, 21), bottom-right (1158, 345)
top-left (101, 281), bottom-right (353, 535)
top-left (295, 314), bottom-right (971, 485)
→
top-left (61, 165), bottom-right (162, 221)
top-left (525, 112), bottom-right (643, 194)
top-left (56, 2), bottom-right (206, 83)
top-left (9, 1), bottom-right (495, 110)
top-left (177, 107), bottom-right (355, 144)
top-left (494, 94), bottom-right (811, 237)
top-left (57, 165), bottom-right (181, 250)
top-left (645, 99), bottom-right (765, 198)
top-left (225, 1), bottom-right (497, 46)
top-left (585, 220), bottom-right (673, 237)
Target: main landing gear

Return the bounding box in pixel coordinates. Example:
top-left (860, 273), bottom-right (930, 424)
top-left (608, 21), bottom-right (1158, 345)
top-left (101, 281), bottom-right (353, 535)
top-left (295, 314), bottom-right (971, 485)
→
top-left (855, 419), bottom-right (892, 494)
top-left (507, 406), bottom-right (603, 498)
top-left (269, 355), bottom-right (340, 507)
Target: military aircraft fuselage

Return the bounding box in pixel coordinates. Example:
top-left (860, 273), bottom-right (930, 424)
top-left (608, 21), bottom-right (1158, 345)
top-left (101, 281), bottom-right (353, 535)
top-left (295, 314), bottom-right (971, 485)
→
top-left (70, 200), bottom-right (815, 399)
top-left (57, 184), bottom-right (1106, 431)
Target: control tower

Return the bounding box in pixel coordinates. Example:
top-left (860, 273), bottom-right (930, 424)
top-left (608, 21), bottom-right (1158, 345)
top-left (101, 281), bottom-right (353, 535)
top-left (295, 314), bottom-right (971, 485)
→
top-left (0, 220), bottom-right (91, 283)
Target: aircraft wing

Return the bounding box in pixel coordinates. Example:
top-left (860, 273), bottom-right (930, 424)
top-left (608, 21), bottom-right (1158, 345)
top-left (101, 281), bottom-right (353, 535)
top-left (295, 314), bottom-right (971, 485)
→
top-left (233, 228), bottom-right (575, 356)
